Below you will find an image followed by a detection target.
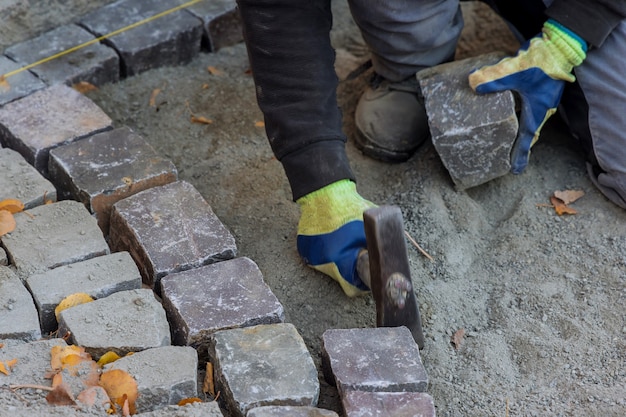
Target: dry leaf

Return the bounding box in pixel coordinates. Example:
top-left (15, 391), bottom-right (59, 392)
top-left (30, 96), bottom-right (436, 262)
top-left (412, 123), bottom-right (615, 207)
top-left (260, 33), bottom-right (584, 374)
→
top-left (122, 176), bottom-right (133, 187)
top-left (207, 66), bottom-right (223, 76)
top-left (0, 198), bottom-right (24, 213)
top-left (254, 121), bottom-right (265, 128)
top-left (149, 88), bottom-right (161, 107)
top-left (99, 369), bottom-right (138, 415)
top-left (97, 351), bottom-right (122, 367)
top-left (0, 75), bottom-right (10, 91)
top-left (550, 196), bottom-right (577, 216)
top-left (55, 293), bottom-right (95, 320)
top-left (451, 328), bottom-right (465, 350)
top-left (76, 386), bottom-right (107, 408)
top-left (46, 374), bottom-right (77, 406)
top-left (201, 83), bottom-right (209, 89)
top-left (0, 210), bottom-right (16, 237)
top-left (72, 81), bottom-right (98, 93)
top-left (191, 115), bottom-right (213, 125)
top-left (0, 358), bottom-right (18, 375)
top-left (178, 397), bottom-right (202, 406)
top-left (203, 362), bottom-right (215, 396)
top-left (50, 345), bottom-right (93, 372)
top-left (122, 395), bottom-right (131, 417)
top-left (553, 189), bottom-right (584, 205)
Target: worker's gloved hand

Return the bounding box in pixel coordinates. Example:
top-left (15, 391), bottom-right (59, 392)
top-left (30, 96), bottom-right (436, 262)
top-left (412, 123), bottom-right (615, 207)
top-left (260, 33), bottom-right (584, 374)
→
top-left (296, 179), bottom-right (376, 297)
top-left (469, 19), bottom-right (587, 174)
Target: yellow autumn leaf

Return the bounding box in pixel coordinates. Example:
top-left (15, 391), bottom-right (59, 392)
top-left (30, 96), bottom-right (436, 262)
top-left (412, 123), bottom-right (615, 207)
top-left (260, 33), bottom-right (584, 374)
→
top-left (0, 210), bottom-right (16, 237)
top-left (97, 351), bottom-right (122, 367)
top-left (72, 81), bottom-right (98, 93)
top-left (50, 345), bottom-right (93, 371)
top-left (207, 66), bottom-right (223, 76)
top-left (0, 198), bottom-right (24, 214)
top-left (149, 88), bottom-right (161, 107)
top-left (99, 369), bottom-right (138, 415)
top-left (254, 121), bottom-right (265, 128)
top-left (0, 358), bottom-right (18, 375)
top-left (553, 189), bottom-right (585, 205)
top-left (55, 293), bottom-right (94, 320)
top-left (191, 115), bottom-right (213, 125)
top-left (178, 397), bottom-right (202, 406)
top-left (0, 75), bottom-right (9, 91)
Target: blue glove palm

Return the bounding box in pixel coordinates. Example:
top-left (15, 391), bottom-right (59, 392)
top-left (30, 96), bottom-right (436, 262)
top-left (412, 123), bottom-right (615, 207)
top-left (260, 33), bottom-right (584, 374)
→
top-left (469, 20), bottom-right (587, 174)
top-left (296, 179), bottom-right (376, 297)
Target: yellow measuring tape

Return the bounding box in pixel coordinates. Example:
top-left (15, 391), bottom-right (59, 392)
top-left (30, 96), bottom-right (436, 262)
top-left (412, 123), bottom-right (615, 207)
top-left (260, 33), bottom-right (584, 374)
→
top-left (1, 0), bottom-right (204, 82)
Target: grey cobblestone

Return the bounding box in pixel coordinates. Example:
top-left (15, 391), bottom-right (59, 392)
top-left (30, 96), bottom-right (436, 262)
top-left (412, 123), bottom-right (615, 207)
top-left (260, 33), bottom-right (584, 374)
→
top-left (0, 266), bottom-right (41, 341)
top-left (247, 405), bottom-right (340, 417)
top-left (0, 56), bottom-right (46, 106)
top-left (0, 147), bottom-right (57, 209)
top-left (342, 391), bottom-right (436, 417)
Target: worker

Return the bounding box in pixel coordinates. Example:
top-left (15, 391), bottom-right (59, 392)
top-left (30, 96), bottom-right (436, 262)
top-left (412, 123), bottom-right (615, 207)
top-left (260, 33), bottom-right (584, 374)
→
top-left (235, 0), bottom-right (626, 296)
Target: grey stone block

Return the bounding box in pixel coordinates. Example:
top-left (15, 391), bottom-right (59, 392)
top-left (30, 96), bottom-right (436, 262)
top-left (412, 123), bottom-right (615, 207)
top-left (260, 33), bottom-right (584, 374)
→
top-left (342, 391), bottom-right (436, 417)
top-left (0, 55), bottom-right (46, 106)
top-left (0, 247), bottom-right (7, 266)
top-left (209, 323), bottom-right (320, 417)
top-left (4, 24), bottom-right (119, 87)
top-left (103, 346), bottom-right (198, 413)
top-left (135, 402), bottom-right (224, 416)
top-left (57, 288), bottom-right (171, 359)
top-left (1, 200), bottom-right (110, 278)
top-left (49, 126), bottom-right (178, 234)
top-left (80, 0), bottom-right (203, 76)
top-left (0, 338), bottom-right (67, 389)
top-left (0, 266), bottom-right (41, 341)
top-left (321, 327), bottom-right (428, 395)
top-left (26, 251), bottom-right (142, 334)
top-left (247, 406), bottom-right (339, 417)
top-left (417, 52), bottom-right (518, 190)
top-left (185, 0), bottom-right (243, 52)
top-left (161, 257), bottom-right (284, 352)
top-left (0, 147), bottom-right (57, 209)
top-left (0, 84), bottom-right (112, 175)
top-left (109, 180), bottom-right (237, 290)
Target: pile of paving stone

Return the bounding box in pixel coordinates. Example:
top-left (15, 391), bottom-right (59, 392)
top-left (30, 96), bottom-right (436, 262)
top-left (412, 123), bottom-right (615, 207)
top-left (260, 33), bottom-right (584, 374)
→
top-left (0, 0), bottom-right (435, 416)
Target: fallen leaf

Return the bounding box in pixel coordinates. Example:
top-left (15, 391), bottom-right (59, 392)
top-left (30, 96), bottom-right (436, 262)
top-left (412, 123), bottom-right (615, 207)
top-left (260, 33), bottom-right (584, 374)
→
top-left (451, 328), bottom-right (465, 350)
top-left (553, 189), bottom-right (584, 205)
top-left (254, 121), bottom-right (265, 128)
top-left (50, 345), bottom-right (93, 372)
top-left (98, 351), bottom-right (122, 367)
top-left (0, 210), bottom-right (16, 237)
top-left (99, 369), bottom-right (138, 415)
top-left (122, 176), bottom-right (133, 187)
top-left (550, 196), bottom-right (577, 216)
top-left (0, 198), bottom-right (24, 213)
top-left (77, 386), bottom-right (108, 408)
top-left (191, 115), bottom-right (213, 125)
top-left (149, 88), bottom-right (161, 107)
top-left (122, 395), bottom-right (131, 417)
top-left (0, 358), bottom-right (18, 375)
top-left (46, 374), bottom-right (76, 406)
top-left (0, 75), bottom-right (9, 91)
top-left (203, 362), bottom-right (215, 396)
top-left (244, 68), bottom-right (252, 75)
top-left (201, 83), bottom-right (209, 89)
top-left (207, 66), bottom-right (223, 76)
top-left (55, 293), bottom-right (95, 320)
top-left (72, 81), bottom-right (98, 93)
top-left (178, 397), bottom-right (202, 406)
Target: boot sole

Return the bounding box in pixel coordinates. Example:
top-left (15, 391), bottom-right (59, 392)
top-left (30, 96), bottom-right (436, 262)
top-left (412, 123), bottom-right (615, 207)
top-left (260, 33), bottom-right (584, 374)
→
top-left (354, 128), bottom-right (417, 163)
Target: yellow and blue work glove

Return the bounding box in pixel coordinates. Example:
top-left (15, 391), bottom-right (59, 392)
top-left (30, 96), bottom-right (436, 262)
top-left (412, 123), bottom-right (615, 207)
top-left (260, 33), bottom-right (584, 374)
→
top-left (469, 19), bottom-right (587, 174)
top-left (296, 179), bottom-right (376, 297)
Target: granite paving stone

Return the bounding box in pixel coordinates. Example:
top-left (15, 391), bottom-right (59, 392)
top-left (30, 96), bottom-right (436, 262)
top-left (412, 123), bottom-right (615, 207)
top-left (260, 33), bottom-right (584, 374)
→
top-left (0, 247), bottom-right (7, 266)
top-left (103, 345), bottom-right (198, 413)
top-left (0, 55), bottom-right (46, 106)
top-left (4, 24), bottom-right (120, 87)
top-left (26, 251), bottom-right (142, 334)
top-left (0, 147), bottom-right (57, 209)
top-left (342, 391), bottom-right (436, 417)
top-left (321, 327), bottom-right (429, 395)
top-left (48, 126), bottom-right (178, 234)
top-left (57, 288), bottom-right (171, 359)
top-left (184, 0), bottom-right (243, 52)
top-left (0, 84), bottom-right (112, 175)
top-left (1, 200), bottom-right (110, 278)
top-left (209, 323), bottom-right (320, 417)
top-left (0, 266), bottom-right (42, 341)
top-left (134, 402), bottom-right (225, 416)
top-left (417, 52), bottom-right (518, 190)
top-left (80, 0), bottom-right (203, 77)
top-left (161, 257), bottom-right (284, 352)
top-left (108, 180), bottom-right (237, 290)
top-left (247, 405), bottom-right (340, 417)
top-left (0, 338), bottom-right (67, 389)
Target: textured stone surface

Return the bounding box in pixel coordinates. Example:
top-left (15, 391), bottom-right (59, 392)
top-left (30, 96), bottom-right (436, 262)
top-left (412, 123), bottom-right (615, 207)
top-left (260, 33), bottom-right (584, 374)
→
top-left (247, 406), bottom-right (340, 417)
top-left (0, 55), bottom-right (46, 106)
top-left (0, 84), bottom-right (112, 175)
top-left (57, 288), bottom-right (171, 359)
top-left (0, 266), bottom-right (42, 341)
top-left (133, 402), bottom-right (225, 416)
top-left (342, 391), bottom-right (436, 417)
top-left (80, 0), bottom-right (203, 76)
top-left (0, 338), bottom-right (67, 388)
top-left (103, 346), bottom-right (198, 413)
top-left (185, 0), bottom-right (243, 52)
top-left (321, 327), bottom-right (428, 395)
top-left (5, 24), bottom-right (119, 87)
top-left (417, 52), bottom-right (518, 190)
top-left (49, 126), bottom-right (177, 234)
top-left (161, 257), bottom-right (284, 351)
top-left (1, 200), bottom-right (110, 278)
top-left (209, 323), bottom-right (319, 417)
top-left (26, 251), bottom-right (142, 334)
top-left (0, 147), bottom-right (57, 209)
top-left (109, 180), bottom-right (237, 290)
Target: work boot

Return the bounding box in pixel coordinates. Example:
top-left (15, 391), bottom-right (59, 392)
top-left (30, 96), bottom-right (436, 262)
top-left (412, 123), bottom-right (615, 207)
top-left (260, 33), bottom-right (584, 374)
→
top-left (354, 73), bottom-right (430, 163)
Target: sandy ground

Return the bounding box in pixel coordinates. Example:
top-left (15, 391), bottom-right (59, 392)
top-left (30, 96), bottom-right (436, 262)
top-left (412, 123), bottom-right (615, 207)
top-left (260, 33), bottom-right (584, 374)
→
top-left (75, 2), bottom-right (626, 416)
